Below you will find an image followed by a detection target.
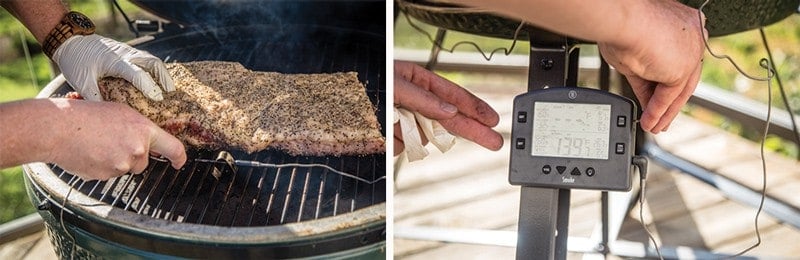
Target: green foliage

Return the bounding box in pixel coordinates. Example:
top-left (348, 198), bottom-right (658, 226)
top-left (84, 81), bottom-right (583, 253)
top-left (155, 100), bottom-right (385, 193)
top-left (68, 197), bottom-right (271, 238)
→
top-left (0, 54), bottom-right (51, 102)
top-left (765, 135), bottom-right (799, 158)
top-left (0, 167), bottom-right (35, 225)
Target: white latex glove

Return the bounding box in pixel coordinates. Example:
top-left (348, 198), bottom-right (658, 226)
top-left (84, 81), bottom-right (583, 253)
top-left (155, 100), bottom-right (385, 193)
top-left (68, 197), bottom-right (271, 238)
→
top-left (52, 34), bottom-right (175, 101)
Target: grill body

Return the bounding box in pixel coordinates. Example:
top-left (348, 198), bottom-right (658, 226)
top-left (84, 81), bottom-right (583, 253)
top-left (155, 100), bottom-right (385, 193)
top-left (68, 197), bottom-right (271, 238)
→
top-left (24, 4), bottom-right (386, 258)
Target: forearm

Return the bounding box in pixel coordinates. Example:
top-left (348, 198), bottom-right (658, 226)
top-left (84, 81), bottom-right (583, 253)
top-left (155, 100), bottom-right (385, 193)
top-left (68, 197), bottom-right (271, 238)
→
top-left (1, 0), bottom-right (68, 44)
top-left (0, 99), bottom-right (68, 168)
top-left (453, 0), bottom-right (643, 45)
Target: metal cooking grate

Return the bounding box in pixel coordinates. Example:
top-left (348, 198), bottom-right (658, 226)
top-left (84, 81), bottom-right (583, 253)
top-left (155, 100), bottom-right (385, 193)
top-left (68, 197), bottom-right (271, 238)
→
top-left (47, 24), bottom-right (386, 227)
top-left (53, 149), bottom-right (384, 227)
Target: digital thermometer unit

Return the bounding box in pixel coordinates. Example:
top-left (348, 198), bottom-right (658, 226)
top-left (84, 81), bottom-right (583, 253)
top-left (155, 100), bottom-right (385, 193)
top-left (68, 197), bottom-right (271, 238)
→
top-left (510, 87), bottom-right (636, 191)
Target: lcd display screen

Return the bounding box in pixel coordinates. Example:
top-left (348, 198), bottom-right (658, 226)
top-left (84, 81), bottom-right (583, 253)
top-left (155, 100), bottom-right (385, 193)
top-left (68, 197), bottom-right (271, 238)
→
top-left (531, 102), bottom-right (611, 160)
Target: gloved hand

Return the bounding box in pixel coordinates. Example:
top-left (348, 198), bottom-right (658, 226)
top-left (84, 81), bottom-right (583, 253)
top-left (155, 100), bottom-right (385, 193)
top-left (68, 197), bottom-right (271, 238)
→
top-left (52, 34), bottom-right (174, 101)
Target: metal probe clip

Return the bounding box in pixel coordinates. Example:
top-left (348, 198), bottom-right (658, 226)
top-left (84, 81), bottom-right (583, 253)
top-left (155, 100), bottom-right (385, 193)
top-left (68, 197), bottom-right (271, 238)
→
top-left (209, 151), bottom-right (237, 180)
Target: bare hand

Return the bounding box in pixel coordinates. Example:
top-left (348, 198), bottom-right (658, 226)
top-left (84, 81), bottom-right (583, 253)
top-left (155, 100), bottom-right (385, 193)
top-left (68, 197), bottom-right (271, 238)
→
top-left (46, 99), bottom-right (186, 180)
top-left (598, 0), bottom-right (707, 133)
top-left (394, 61), bottom-right (503, 155)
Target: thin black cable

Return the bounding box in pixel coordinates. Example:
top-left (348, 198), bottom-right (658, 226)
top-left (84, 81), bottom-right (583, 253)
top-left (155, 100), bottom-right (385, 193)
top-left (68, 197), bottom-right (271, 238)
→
top-left (633, 156), bottom-right (663, 259)
top-left (110, 0), bottom-right (139, 37)
top-left (758, 28), bottom-right (800, 160)
top-left (639, 176), bottom-right (663, 260)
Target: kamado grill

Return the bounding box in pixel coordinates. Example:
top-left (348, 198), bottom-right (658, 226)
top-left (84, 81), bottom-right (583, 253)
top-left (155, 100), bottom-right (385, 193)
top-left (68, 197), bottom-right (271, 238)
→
top-left (24, 1), bottom-right (386, 258)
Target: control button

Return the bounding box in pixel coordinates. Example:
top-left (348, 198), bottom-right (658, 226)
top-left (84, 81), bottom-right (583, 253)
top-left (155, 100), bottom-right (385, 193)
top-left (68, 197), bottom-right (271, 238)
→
top-left (570, 167), bottom-right (582, 175)
top-left (615, 143), bottom-right (625, 154)
top-left (556, 166), bottom-right (567, 174)
top-left (517, 112), bottom-right (527, 123)
top-left (542, 165), bottom-right (552, 174)
top-left (516, 138), bottom-right (526, 149)
top-left (586, 167), bottom-right (596, 176)
top-left (617, 116), bottom-right (627, 127)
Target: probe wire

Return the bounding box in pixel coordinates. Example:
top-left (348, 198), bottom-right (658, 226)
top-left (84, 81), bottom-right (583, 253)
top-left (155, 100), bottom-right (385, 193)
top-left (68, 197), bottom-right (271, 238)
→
top-left (699, 0), bottom-right (773, 258)
top-left (398, 5), bottom-right (524, 61)
top-left (638, 1), bottom-right (778, 258)
top-left (758, 28), bottom-right (800, 160)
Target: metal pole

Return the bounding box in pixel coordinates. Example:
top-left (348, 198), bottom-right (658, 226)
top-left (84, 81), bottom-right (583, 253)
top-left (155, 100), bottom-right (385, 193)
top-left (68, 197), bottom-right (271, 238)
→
top-left (515, 28), bottom-right (580, 260)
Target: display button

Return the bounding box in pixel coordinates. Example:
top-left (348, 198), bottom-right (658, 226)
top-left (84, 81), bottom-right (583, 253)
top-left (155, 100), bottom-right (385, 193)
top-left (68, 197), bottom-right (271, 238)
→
top-left (556, 166), bottom-right (567, 174)
top-left (586, 167), bottom-right (596, 176)
top-left (542, 165), bottom-right (552, 174)
top-left (516, 138), bottom-right (526, 149)
top-left (615, 143), bottom-right (625, 154)
top-left (617, 116), bottom-right (627, 127)
top-left (570, 167), bottom-right (582, 175)
top-left (517, 112), bottom-right (527, 123)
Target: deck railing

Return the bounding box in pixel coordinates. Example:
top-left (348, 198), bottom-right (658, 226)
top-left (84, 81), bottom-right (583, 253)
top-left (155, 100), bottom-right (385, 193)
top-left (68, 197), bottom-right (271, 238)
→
top-left (396, 48), bottom-right (800, 145)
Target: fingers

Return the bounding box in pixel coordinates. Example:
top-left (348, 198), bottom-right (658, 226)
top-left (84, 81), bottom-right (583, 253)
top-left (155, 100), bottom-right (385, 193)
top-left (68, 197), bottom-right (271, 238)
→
top-left (625, 76), bottom-right (655, 110)
top-left (635, 53), bottom-right (702, 134)
top-left (395, 61), bottom-right (500, 127)
top-left (148, 127), bottom-right (187, 170)
top-left (639, 83), bottom-right (674, 133)
top-left (439, 114), bottom-right (503, 151)
top-left (395, 76), bottom-right (458, 120)
top-left (74, 78), bottom-right (104, 101)
top-left (108, 60), bottom-right (165, 101)
top-left (651, 65), bottom-right (702, 132)
top-left (130, 56), bottom-right (176, 92)
top-left (128, 146), bottom-right (150, 175)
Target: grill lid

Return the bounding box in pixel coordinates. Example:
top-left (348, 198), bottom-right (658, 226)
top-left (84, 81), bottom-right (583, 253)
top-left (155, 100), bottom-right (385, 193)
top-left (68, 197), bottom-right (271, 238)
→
top-left (400, 0), bottom-right (798, 39)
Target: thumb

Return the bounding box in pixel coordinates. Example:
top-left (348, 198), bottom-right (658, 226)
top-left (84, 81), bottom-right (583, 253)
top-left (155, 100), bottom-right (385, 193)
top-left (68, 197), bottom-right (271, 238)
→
top-left (71, 74), bottom-right (104, 101)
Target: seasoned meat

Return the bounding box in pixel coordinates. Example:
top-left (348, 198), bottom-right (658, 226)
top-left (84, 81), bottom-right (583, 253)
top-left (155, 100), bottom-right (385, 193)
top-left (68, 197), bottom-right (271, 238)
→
top-left (96, 61), bottom-right (384, 156)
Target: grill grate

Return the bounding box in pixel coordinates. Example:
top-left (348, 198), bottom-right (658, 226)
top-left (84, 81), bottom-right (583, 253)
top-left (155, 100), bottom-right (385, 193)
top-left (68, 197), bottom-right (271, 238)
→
top-left (47, 24), bottom-right (386, 228)
top-left (54, 149), bottom-right (385, 227)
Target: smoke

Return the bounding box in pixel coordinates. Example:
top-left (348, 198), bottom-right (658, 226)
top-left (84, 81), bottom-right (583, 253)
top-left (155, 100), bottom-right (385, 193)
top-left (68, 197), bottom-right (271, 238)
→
top-left (131, 0), bottom-right (384, 33)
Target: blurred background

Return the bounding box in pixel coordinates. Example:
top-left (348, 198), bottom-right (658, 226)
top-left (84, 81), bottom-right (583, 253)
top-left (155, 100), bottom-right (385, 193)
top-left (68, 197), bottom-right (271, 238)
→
top-left (395, 11), bottom-right (800, 157)
top-left (393, 4), bottom-right (800, 259)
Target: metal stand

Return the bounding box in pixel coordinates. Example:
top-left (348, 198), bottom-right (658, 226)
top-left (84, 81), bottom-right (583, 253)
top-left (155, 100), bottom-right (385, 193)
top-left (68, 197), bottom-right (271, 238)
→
top-left (515, 28), bottom-right (580, 260)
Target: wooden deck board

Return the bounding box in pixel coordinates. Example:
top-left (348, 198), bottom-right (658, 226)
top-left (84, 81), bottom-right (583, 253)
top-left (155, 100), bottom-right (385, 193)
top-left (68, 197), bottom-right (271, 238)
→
top-left (400, 242), bottom-right (516, 260)
top-left (0, 232), bottom-right (43, 260)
